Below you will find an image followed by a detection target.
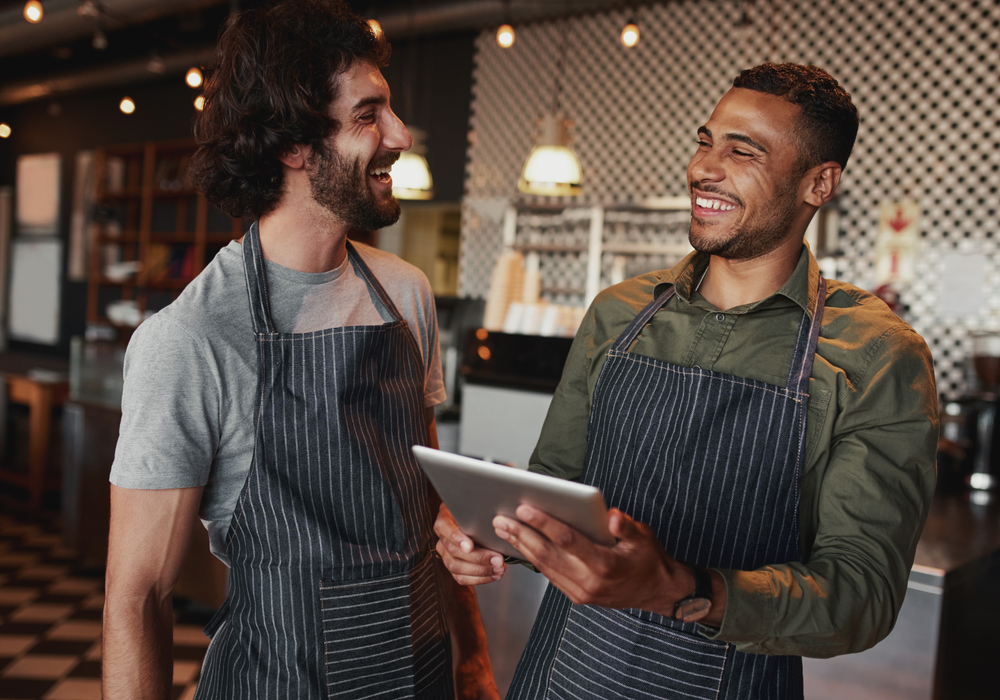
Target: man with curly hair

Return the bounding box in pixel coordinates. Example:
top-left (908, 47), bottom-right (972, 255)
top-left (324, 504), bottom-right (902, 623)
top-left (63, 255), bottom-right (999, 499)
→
top-left (436, 63), bottom-right (938, 700)
top-left (102, 2), bottom-right (498, 698)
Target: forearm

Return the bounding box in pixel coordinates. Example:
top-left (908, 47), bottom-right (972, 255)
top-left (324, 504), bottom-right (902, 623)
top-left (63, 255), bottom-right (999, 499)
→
top-left (102, 585), bottom-right (174, 699)
top-left (436, 558), bottom-right (497, 695)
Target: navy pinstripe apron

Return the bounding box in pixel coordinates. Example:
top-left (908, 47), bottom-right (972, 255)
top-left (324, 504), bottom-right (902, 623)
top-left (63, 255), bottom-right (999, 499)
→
top-left (194, 225), bottom-right (453, 699)
top-left (507, 276), bottom-right (826, 700)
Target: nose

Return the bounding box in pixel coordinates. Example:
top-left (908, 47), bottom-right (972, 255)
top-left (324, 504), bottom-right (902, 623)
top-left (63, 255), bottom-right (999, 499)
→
top-left (383, 109), bottom-right (413, 153)
top-left (687, 147), bottom-right (724, 186)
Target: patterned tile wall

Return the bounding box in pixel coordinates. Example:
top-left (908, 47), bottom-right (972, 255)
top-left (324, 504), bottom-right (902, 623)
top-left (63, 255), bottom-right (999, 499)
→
top-left (459, 0), bottom-right (1000, 399)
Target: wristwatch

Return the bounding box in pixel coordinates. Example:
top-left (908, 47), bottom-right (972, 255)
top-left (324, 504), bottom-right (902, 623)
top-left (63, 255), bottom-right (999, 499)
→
top-left (673, 563), bottom-right (714, 623)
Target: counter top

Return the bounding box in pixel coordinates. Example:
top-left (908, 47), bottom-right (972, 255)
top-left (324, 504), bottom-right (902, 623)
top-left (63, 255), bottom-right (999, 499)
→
top-left (913, 491), bottom-right (1000, 573)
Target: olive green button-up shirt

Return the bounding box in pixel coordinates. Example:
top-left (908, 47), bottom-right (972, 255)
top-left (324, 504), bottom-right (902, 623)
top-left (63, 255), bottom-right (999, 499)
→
top-left (529, 245), bottom-right (939, 658)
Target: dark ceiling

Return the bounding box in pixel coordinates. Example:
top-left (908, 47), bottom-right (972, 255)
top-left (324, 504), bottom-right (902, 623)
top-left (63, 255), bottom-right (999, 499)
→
top-left (0, 0), bottom-right (652, 106)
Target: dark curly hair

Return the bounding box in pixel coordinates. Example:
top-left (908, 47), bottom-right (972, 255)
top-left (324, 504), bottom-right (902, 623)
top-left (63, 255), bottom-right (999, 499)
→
top-left (189, 0), bottom-right (391, 220)
top-left (733, 63), bottom-right (859, 171)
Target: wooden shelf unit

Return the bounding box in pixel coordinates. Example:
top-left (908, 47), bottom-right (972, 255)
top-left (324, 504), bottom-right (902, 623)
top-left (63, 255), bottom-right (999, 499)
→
top-left (87, 139), bottom-right (243, 336)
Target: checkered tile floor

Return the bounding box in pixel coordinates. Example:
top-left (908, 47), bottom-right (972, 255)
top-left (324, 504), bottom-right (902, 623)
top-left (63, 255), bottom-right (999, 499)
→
top-left (0, 512), bottom-right (210, 699)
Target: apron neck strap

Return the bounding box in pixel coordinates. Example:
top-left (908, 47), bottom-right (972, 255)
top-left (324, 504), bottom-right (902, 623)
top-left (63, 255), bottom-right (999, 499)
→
top-left (242, 222), bottom-right (274, 335)
top-left (785, 275), bottom-right (827, 395)
top-left (242, 224), bottom-right (409, 335)
top-left (611, 274), bottom-right (828, 395)
top-left (611, 285), bottom-right (677, 352)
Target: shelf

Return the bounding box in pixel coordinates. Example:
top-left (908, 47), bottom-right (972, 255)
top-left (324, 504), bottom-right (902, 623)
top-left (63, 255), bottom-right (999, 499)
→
top-left (512, 244), bottom-right (587, 253)
top-left (88, 138), bottom-right (236, 338)
top-left (602, 242), bottom-right (692, 256)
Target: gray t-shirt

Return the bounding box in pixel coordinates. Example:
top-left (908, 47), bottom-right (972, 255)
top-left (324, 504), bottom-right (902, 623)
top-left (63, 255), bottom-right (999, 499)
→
top-left (110, 239), bottom-right (445, 564)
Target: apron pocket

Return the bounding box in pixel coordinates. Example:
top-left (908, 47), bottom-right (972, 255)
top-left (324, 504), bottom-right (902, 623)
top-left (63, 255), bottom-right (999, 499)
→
top-left (320, 571), bottom-right (416, 699)
top-left (547, 605), bottom-right (728, 700)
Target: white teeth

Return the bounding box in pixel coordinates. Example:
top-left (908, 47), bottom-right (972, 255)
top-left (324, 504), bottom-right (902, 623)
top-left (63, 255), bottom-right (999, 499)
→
top-left (369, 168), bottom-right (389, 176)
top-left (696, 196), bottom-right (735, 211)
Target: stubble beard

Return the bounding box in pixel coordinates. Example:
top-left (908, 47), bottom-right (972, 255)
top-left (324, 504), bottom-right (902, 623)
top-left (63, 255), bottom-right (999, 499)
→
top-left (688, 177), bottom-right (800, 261)
top-left (307, 141), bottom-right (401, 232)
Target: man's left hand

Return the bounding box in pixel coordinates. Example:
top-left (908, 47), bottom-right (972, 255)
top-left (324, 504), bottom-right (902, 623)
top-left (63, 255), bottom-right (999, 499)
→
top-left (493, 505), bottom-right (689, 618)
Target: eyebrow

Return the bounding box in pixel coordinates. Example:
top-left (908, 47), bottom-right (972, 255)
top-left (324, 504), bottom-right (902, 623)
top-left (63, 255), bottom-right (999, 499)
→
top-left (352, 94), bottom-right (387, 112)
top-left (698, 126), bottom-right (768, 154)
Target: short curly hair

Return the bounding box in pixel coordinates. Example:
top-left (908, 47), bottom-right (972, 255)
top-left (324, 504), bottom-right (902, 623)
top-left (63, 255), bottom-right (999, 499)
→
top-left (733, 62), bottom-right (859, 171)
top-left (189, 0), bottom-right (391, 220)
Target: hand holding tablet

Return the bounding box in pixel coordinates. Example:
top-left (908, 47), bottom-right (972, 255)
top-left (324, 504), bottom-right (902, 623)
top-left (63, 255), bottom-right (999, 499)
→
top-left (413, 445), bottom-right (614, 559)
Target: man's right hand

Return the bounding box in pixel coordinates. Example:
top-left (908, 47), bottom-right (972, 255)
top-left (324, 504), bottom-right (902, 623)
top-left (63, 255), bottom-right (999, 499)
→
top-left (433, 503), bottom-right (507, 586)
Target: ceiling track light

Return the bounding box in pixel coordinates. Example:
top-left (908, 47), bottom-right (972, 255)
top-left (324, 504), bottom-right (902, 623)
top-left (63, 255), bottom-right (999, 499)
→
top-left (23, 0), bottom-right (42, 23)
top-left (119, 96), bottom-right (135, 114)
top-left (0, 123), bottom-right (12, 139)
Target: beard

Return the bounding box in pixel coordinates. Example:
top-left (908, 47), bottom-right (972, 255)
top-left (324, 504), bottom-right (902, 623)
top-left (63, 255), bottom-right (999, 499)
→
top-left (307, 140), bottom-right (401, 231)
top-left (688, 177), bottom-right (799, 260)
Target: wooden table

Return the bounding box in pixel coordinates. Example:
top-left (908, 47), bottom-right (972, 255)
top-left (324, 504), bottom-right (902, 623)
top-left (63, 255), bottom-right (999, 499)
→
top-left (0, 352), bottom-right (70, 510)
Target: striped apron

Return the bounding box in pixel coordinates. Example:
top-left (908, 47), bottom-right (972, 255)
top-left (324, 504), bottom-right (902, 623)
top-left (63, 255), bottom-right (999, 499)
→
top-left (194, 225), bottom-right (453, 699)
top-left (507, 277), bottom-right (827, 700)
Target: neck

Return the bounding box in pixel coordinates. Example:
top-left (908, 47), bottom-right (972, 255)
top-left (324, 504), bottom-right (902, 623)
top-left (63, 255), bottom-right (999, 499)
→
top-left (255, 175), bottom-right (350, 273)
top-left (697, 236), bottom-right (803, 310)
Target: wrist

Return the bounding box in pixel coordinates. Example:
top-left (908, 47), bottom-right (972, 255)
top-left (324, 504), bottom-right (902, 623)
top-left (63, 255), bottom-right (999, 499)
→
top-left (673, 562), bottom-right (714, 623)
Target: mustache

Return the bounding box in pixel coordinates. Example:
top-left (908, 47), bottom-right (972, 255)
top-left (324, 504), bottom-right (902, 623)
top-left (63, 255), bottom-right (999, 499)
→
top-left (690, 181), bottom-right (744, 208)
top-left (368, 152), bottom-right (400, 171)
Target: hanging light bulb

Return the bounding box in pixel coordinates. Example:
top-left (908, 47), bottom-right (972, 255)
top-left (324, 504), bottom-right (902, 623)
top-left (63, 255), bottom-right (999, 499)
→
top-left (194, 95), bottom-right (205, 111)
top-left (119, 97), bottom-right (135, 114)
top-left (391, 126), bottom-right (434, 200)
top-left (23, 0), bottom-right (42, 23)
top-left (0, 123), bottom-right (11, 139)
top-left (185, 67), bottom-right (203, 89)
top-left (621, 21), bottom-right (640, 47)
top-left (518, 114), bottom-right (582, 197)
top-left (496, 24), bottom-right (515, 48)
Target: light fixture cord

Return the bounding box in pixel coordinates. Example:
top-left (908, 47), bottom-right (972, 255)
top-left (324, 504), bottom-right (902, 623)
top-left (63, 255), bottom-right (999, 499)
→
top-left (551, 9), bottom-right (569, 116)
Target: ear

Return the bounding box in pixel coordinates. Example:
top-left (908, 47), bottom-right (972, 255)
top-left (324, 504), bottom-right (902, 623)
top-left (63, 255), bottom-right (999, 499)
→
top-left (278, 144), bottom-right (310, 170)
top-left (802, 161), bottom-right (842, 207)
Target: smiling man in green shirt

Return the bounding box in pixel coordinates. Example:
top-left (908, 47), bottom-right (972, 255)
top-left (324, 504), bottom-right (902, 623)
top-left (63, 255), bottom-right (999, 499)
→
top-left (436, 63), bottom-right (938, 700)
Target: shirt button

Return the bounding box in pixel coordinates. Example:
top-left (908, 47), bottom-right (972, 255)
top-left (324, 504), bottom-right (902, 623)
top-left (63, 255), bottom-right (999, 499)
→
top-left (716, 313), bottom-right (725, 322)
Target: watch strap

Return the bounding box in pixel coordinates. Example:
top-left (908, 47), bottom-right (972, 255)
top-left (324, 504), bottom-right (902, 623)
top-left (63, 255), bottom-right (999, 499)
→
top-left (673, 563), bottom-right (713, 622)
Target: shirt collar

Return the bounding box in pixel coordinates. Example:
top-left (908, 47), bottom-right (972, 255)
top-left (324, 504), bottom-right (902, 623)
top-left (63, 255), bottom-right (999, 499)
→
top-left (652, 244), bottom-right (820, 317)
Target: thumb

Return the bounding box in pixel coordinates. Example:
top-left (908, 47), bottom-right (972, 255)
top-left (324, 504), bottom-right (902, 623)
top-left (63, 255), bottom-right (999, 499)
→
top-left (607, 508), bottom-right (637, 540)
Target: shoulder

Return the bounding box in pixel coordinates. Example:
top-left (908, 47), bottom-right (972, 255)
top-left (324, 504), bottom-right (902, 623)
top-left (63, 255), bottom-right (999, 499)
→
top-left (351, 241), bottom-right (432, 293)
top-left (153, 243), bottom-right (247, 331)
top-left (820, 279), bottom-right (934, 386)
top-left (586, 272), bottom-right (662, 343)
top-left (128, 243), bottom-right (249, 361)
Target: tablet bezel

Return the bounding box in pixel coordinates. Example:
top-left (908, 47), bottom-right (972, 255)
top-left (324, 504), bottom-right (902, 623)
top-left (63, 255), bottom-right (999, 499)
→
top-left (413, 445), bottom-right (614, 559)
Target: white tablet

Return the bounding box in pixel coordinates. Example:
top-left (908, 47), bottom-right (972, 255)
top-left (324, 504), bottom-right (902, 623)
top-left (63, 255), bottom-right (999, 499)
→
top-left (413, 445), bottom-right (614, 559)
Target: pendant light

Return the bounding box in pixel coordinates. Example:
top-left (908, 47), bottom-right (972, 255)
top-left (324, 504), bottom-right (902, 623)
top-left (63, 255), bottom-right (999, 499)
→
top-left (390, 9), bottom-right (434, 201)
top-left (496, 1), bottom-right (514, 48)
top-left (392, 127), bottom-right (434, 200)
top-left (517, 14), bottom-right (582, 197)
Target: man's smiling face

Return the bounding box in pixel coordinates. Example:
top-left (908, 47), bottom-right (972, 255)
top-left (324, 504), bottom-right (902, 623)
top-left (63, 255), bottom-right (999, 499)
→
top-left (307, 60), bottom-right (412, 231)
top-left (686, 87), bottom-right (809, 260)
